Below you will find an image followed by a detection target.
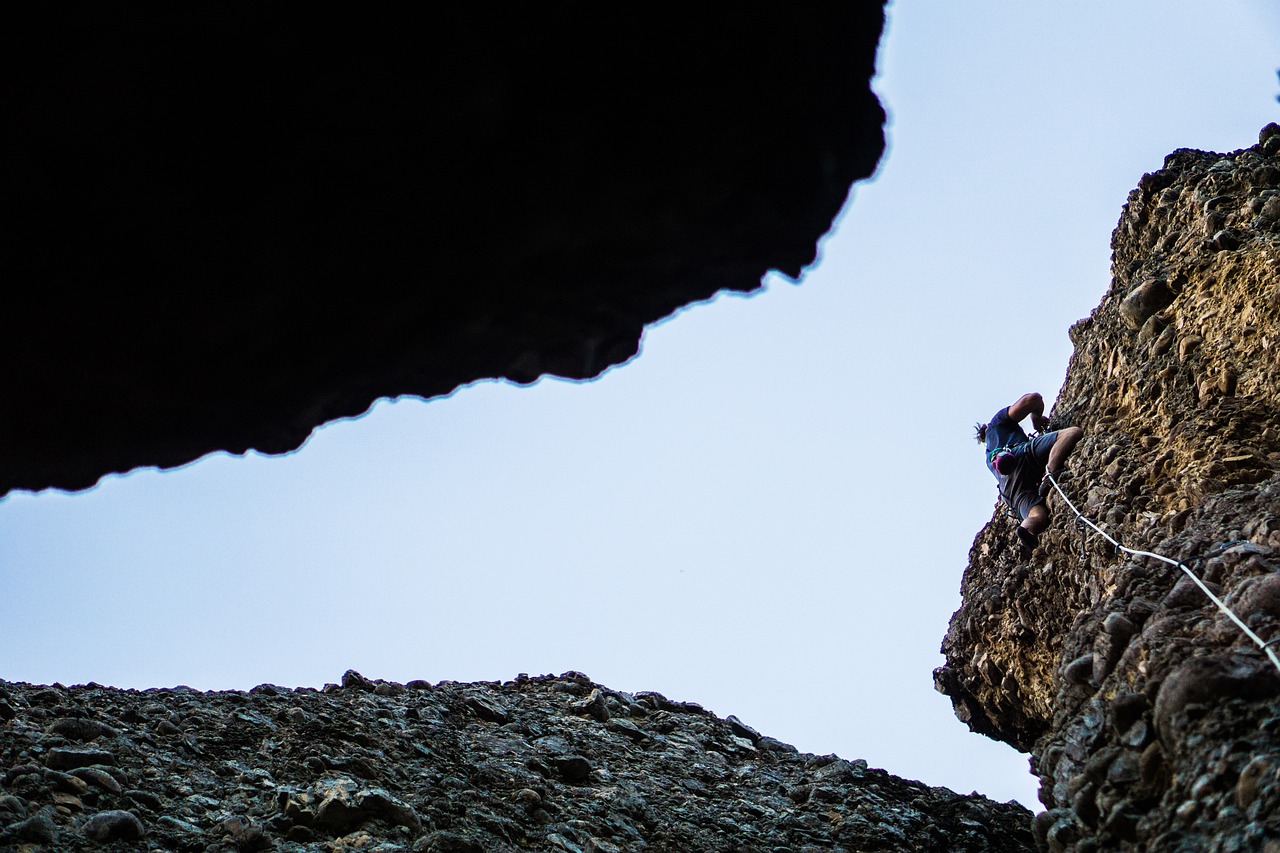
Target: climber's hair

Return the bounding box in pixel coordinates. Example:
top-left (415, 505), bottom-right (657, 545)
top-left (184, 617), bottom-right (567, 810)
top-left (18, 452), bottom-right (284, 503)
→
top-left (974, 422), bottom-right (987, 443)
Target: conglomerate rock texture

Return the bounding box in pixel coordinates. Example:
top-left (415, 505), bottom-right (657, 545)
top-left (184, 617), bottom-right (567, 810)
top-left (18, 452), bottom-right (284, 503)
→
top-left (937, 124), bottom-right (1280, 852)
top-left (3, 5), bottom-right (886, 498)
top-left (0, 671), bottom-right (1035, 852)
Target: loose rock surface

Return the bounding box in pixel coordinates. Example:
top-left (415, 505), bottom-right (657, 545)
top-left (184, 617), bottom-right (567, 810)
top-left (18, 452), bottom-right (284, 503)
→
top-left (1, 671), bottom-right (1034, 851)
top-left (938, 124), bottom-right (1280, 851)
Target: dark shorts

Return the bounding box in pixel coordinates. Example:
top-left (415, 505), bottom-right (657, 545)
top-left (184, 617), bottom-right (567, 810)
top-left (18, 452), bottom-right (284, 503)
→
top-left (1004, 431), bottom-right (1060, 520)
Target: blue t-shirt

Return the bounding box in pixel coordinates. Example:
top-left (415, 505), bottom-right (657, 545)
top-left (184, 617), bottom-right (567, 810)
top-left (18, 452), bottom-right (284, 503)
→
top-left (985, 407), bottom-right (1029, 481)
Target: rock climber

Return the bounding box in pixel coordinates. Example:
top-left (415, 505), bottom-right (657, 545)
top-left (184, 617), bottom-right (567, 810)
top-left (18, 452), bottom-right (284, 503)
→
top-left (975, 392), bottom-right (1083, 553)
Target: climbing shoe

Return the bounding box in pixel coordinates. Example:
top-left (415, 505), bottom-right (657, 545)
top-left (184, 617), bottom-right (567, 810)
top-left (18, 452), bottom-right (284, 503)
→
top-left (1016, 526), bottom-right (1038, 553)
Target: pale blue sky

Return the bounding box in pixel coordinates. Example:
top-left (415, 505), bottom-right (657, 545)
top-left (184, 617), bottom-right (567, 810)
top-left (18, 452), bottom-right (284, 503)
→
top-left (2, 2), bottom-right (1277, 808)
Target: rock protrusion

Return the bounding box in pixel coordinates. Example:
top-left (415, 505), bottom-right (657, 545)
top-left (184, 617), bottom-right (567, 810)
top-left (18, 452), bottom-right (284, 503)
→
top-left (2, 4), bottom-right (889, 498)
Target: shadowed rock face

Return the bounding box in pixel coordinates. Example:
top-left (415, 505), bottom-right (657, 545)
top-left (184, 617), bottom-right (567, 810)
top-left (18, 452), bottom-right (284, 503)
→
top-left (938, 125), bottom-right (1280, 851)
top-left (3, 5), bottom-right (887, 497)
top-left (0, 672), bottom-right (1035, 851)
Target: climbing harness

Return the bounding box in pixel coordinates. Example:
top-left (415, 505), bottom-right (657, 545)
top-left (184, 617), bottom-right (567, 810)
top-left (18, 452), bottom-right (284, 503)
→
top-left (989, 433), bottom-right (1046, 520)
top-left (1042, 471), bottom-right (1280, 674)
top-left (989, 438), bottom-right (1032, 519)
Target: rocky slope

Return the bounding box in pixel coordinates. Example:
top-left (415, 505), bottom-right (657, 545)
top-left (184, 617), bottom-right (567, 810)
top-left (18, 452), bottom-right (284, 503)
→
top-left (1, 671), bottom-right (1033, 852)
top-left (937, 124), bottom-right (1280, 851)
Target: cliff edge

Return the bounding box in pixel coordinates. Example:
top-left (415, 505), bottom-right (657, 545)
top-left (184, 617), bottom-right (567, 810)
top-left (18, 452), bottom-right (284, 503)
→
top-left (937, 124), bottom-right (1280, 851)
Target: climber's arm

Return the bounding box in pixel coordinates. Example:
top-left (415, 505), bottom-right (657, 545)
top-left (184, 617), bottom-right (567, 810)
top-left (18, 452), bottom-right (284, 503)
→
top-left (1007, 392), bottom-right (1050, 431)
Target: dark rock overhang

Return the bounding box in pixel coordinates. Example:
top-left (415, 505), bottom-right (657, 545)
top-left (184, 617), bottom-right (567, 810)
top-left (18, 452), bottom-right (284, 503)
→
top-left (3, 5), bottom-right (887, 496)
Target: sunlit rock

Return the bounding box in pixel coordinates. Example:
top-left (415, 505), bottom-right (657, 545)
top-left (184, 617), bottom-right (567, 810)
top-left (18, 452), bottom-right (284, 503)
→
top-left (939, 124), bottom-right (1280, 851)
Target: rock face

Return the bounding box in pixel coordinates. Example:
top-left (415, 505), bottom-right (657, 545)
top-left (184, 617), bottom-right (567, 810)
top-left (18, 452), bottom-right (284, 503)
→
top-left (2, 5), bottom-right (887, 497)
top-left (0, 672), bottom-right (1034, 851)
top-left (937, 124), bottom-right (1280, 851)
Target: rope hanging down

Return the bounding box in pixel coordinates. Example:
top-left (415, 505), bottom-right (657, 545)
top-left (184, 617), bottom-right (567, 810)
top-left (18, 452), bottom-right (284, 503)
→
top-left (1043, 471), bottom-right (1280, 675)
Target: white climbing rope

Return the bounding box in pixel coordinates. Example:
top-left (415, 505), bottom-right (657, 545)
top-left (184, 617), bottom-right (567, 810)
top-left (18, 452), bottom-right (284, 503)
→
top-left (1043, 471), bottom-right (1280, 674)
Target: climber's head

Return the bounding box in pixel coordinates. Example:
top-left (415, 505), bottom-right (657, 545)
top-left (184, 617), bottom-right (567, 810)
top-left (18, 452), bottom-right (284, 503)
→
top-left (974, 422), bottom-right (987, 443)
